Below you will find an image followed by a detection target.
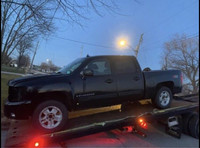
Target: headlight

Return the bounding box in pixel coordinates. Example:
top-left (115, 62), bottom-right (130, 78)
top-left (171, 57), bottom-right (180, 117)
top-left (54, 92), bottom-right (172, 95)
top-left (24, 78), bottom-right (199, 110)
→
top-left (8, 87), bottom-right (27, 102)
top-left (27, 87), bottom-right (34, 93)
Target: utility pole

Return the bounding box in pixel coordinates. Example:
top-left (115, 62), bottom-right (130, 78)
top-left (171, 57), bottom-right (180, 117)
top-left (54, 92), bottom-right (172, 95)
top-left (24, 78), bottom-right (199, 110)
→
top-left (29, 41), bottom-right (39, 72)
top-left (80, 45), bottom-right (83, 57)
top-left (134, 33), bottom-right (143, 58)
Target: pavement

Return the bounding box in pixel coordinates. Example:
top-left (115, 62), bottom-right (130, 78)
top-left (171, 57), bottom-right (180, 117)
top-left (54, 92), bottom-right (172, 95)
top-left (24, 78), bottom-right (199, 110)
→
top-left (1, 121), bottom-right (199, 148)
top-left (1, 71), bottom-right (25, 76)
top-left (1, 130), bottom-right (7, 148)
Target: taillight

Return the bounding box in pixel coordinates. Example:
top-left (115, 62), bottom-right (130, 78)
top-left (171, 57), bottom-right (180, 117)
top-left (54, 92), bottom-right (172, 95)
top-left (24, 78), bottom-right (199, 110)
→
top-left (138, 118), bottom-right (148, 129)
top-left (181, 73), bottom-right (183, 84)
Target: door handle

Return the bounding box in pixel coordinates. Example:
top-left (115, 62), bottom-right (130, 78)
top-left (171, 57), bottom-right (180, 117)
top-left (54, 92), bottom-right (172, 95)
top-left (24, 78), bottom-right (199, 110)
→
top-left (133, 76), bottom-right (140, 81)
top-left (105, 79), bottom-right (113, 83)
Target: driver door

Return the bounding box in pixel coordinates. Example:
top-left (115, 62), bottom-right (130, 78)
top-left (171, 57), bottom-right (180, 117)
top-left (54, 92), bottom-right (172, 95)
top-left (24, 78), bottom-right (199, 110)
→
top-left (77, 58), bottom-right (117, 108)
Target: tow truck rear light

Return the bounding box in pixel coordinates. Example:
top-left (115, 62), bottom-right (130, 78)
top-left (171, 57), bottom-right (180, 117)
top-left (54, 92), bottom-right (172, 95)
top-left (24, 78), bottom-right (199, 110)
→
top-left (138, 118), bottom-right (148, 129)
top-left (28, 137), bottom-right (45, 148)
top-left (35, 142), bottom-right (39, 147)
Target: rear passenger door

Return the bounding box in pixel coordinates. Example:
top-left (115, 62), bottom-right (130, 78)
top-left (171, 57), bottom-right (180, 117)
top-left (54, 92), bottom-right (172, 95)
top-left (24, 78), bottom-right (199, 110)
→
top-left (113, 57), bottom-right (144, 102)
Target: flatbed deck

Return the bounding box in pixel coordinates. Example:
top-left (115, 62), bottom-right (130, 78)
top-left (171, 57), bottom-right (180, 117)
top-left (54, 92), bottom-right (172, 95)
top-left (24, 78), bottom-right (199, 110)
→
top-left (5, 96), bottom-right (199, 147)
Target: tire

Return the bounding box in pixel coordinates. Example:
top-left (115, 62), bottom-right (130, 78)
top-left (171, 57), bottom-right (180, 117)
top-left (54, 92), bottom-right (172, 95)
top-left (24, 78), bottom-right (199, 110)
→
top-left (32, 100), bottom-right (68, 133)
top-left (153, 87), bottom-right (172, 109)
top-left (188, 114), bottom-right (199, 139)
top-left (182, 112), bottom-right (197, 135)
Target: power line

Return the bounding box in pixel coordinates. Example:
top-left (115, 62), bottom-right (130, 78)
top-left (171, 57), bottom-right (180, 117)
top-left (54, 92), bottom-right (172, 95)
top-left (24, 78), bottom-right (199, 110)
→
top-left (143, 0), bottom-right (198, 36)
top-left (144, 33), bottom-right (199, 47)
top-left (51, 33), bottom-right (198, 54)
top-left (52, 36), bottom-right (116, 49)
top-left (141, 34), bottom-right (199, 50)
top-left (142, 25), bottom-right (199, 49)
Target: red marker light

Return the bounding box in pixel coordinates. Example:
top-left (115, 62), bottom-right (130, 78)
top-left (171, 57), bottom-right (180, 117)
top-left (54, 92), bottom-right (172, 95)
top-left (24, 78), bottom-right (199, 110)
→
top-left (28, 137), bottom-right (45, 148)
top-left (35, 142), bottom-right (39, 147)
top-left (138, 118), bottom-right (148, 129)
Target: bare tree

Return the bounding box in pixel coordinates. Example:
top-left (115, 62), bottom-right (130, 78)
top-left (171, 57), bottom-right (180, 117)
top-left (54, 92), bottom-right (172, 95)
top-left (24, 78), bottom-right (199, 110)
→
top-left (17, 54), bottom-right (30, 68)
top-left (1, 0), bottom-right (54, 64)
top-left (40, 60), bottom-right (59, 72)
top-left (40, 62), bottom-right (49, 72)
top-left (47, 60), bottom-right (56, 72)
top-left (161, 34), bottom-right (199, 94)
top-left (1, 51), bottom-right (12, 65)
top-left (16, 35), bottom-right (34, 66)
top-left (1, 0), bottom-right (120, 64)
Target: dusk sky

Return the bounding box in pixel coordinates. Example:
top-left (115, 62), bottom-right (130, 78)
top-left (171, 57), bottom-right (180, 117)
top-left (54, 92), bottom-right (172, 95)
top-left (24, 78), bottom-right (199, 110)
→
top-left (29, 0), bottom-right (198, 70)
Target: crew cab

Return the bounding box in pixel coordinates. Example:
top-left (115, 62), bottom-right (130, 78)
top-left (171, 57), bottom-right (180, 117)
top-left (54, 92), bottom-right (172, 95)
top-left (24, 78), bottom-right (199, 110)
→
top-left (4, 55), bottom-right (182, 132)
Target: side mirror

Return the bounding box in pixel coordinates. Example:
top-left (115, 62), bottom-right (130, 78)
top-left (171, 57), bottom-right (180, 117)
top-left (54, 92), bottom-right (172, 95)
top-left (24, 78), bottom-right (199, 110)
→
top-left (82, 69), bottom-right (94, 76)
top-left (143, 67), bottom-right (151, 71)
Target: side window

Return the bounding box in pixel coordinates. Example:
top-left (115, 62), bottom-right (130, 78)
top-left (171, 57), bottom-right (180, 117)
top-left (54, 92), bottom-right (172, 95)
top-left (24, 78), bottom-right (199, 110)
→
top-left (114, 57), bottom-right (136, 74)
top-left (84, 60), bottom-right (111, 76)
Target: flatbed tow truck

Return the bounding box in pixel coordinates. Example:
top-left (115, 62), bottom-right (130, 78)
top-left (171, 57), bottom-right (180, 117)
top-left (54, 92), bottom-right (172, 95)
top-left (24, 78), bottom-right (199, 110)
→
top-left (4, 94), bottom-right (199, 148)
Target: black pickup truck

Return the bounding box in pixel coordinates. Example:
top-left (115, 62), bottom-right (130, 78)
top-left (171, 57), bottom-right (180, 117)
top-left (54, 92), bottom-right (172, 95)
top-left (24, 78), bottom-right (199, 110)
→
top-left (4, 55), bottom-right (182, 132)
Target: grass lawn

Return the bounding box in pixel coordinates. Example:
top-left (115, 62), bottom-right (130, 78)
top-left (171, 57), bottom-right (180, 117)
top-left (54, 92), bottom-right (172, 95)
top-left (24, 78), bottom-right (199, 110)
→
top-left (1, 73), bottom-right (21, 116)
top-left (2, 65), bottom-right (26, 74)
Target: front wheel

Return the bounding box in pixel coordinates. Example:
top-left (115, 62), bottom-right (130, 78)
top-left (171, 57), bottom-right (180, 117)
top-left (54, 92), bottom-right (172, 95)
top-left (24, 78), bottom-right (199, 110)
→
top-left (152, 87), bottom-right (172, 109)
top-left (32, 100), bottom-right (68, 133)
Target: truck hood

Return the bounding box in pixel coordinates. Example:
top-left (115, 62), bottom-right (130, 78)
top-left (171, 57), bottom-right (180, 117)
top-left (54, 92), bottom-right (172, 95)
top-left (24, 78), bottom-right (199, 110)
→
top-left (8, 73), bottom-right (66, 86)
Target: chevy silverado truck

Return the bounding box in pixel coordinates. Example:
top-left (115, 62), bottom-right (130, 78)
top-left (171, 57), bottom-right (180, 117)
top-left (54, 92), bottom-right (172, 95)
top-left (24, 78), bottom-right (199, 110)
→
top-left (4, 55), bottom-right (182, 132)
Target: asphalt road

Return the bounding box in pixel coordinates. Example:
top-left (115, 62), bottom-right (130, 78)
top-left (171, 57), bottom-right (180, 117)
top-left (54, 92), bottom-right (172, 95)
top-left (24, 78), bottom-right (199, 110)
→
top-left (2, 121), bottom-right (198, 148)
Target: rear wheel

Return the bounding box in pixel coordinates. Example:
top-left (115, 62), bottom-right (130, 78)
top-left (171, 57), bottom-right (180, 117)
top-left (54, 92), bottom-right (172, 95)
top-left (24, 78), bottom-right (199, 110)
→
top-left (181, 112), bottom-right (196, 135)
top-left (188, 113), bottom-right (199, 138)
top-left (153, 87), bottom-right (172, 109)
top-left (32, 100), bottom-right (68, 133)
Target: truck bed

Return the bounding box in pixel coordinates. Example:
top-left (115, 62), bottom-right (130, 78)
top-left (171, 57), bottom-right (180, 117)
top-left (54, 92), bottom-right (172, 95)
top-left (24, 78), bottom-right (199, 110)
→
top-left (5, 96), bottom-right (199, 147)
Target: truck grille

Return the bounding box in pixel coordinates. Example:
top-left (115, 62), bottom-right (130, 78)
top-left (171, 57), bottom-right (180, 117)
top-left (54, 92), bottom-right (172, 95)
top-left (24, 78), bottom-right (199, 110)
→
top-left (8, 87), bottom-right (20, 102)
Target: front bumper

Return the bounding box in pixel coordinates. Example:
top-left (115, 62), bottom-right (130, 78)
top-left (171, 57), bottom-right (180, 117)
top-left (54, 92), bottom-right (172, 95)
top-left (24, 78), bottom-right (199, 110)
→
top-left (4, 99), bottom-right (32, 120)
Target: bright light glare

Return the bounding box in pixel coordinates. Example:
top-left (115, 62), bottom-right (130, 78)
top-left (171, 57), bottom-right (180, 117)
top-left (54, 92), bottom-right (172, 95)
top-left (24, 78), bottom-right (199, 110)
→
top-left (138, 118), bottom-right (148, 129)
top-left (35, 142), bottom-right (39, 147)
top-left (139, 119), bottom-right (143, 123)
top-left (119, 40), bottom-right (126, 46)
top-left (29, 138), bottom-right (44, 148)
top-left (115, 35), bottom-right (130, 50)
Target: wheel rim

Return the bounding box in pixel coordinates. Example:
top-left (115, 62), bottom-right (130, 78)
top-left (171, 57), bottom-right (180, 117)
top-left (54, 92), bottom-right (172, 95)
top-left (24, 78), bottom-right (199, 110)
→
top-left (39, 106), bottom-right (63, 129)
top-left (159, 91), bottom-right (170, 106)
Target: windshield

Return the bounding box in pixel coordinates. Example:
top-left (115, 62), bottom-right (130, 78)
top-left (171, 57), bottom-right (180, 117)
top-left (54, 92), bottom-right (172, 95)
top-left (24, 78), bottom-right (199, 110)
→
top-left (57, 58), bottom-right (85, 74)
